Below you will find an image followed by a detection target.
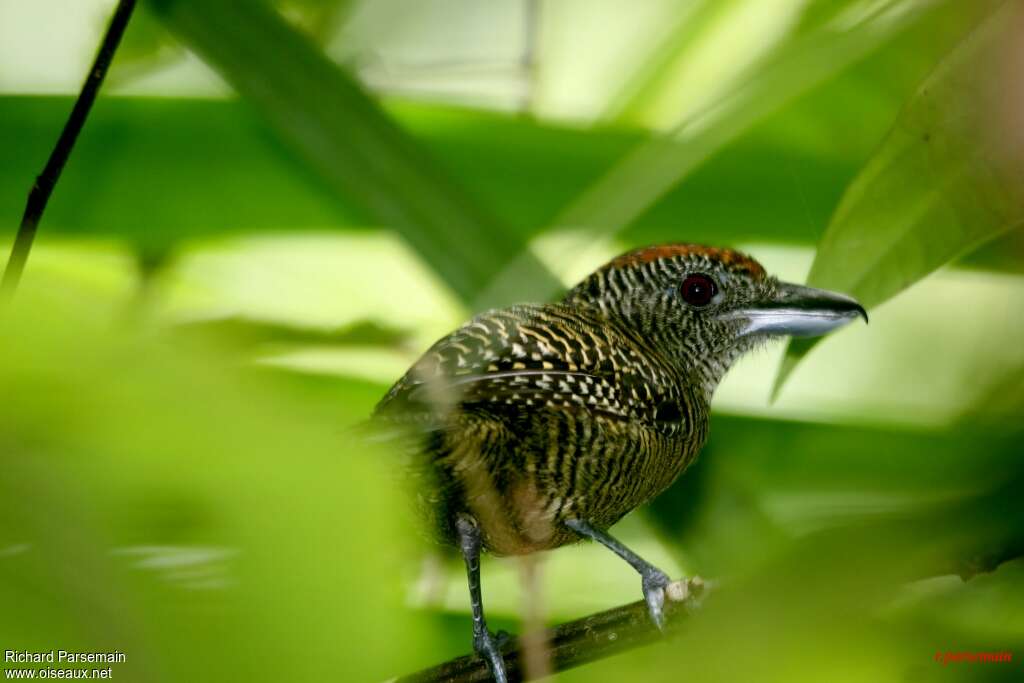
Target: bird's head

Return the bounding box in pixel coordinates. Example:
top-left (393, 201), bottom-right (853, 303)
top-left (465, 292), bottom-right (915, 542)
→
top-left (563, 244), bottom-right (867, 393)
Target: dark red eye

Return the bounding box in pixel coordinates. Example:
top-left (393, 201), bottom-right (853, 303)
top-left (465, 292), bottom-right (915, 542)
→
top-left (680, 273), bottom-right (717, 307)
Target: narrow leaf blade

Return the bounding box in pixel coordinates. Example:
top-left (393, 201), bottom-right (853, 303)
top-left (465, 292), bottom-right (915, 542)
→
top-left (772, 4), bottom-right (1024, 398)
top-left (147, 0), bottom-right (561, 306)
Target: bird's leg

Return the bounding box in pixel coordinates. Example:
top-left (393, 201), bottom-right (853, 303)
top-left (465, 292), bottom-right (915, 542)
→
top-left (564, 518), bottom-right (672, 631)
top-left (455, 513), bottom-right (508, 683)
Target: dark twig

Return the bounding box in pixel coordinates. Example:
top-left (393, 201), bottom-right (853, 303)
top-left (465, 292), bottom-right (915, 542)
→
top-left (1, 0), bottom-right (136, 298)
top-left (397, 578), bottom-right (706, 683)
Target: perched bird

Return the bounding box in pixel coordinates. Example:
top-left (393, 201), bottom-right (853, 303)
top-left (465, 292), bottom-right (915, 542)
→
top-left (373, 244), bottom-right (866, 682)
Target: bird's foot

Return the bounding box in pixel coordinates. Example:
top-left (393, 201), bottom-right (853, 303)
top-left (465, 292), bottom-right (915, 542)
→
top-left (641, 566), bottom-right (672, 631)
top-left (473, 628), bottom-right (509, 683)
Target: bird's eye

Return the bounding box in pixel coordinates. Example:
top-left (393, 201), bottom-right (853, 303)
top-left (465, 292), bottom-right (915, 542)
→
top-left (680, 273), bottom-right (717, 307)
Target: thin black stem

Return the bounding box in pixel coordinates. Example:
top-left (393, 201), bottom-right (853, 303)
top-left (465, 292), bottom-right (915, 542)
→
top-left (1, 0), bottom-right (136, 299)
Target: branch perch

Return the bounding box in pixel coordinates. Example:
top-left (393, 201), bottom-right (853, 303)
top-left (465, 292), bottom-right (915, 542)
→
top-left (397, 578), bottom-right (707, 683)
top-left (1, 0), bottom-right (136, 298)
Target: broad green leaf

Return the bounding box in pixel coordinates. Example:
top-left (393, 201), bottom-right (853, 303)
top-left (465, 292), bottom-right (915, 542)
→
top-left (773, 3), bottom-right (1024, 398)
top-left (146, 0), bottom-right (560, 307)
top-left (0, 96), bottom-right (855, 249)
top-left (0, 96), bottom-right (630, 247)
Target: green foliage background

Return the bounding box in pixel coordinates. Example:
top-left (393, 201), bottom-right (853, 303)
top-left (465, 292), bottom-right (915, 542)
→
top-left (1, 0), bottom-right (1022, 681)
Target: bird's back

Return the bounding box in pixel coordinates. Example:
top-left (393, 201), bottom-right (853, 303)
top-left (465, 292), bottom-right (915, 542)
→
top-left (373, 303), bottom-right (708, 555)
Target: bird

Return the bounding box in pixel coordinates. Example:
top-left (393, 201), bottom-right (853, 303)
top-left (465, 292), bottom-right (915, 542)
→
top-left (372, 243), bottom-right (867, 682)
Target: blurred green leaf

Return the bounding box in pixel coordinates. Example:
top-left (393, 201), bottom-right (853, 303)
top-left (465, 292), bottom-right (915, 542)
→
top-left (546, 0), bottom-right (977, 273)
top-left (957, 359), bottom-right (1024, 428)
top-left (6, 95), bottom-right (1019, 275)
top-left (773, 4), bottom-right (1024, 398)
top-left (562, 533), bottom-right (1023, 683)
top-left (0, 290), bottom-right (439, 681)
top-left (0, 96), bottom-right (629, 248)
top-left (569, 462), bottom-right (1024, 683)
top-left (146, 0), bottom-right (560, 306)
top-left (647, 412), bottom-right (1022, 574)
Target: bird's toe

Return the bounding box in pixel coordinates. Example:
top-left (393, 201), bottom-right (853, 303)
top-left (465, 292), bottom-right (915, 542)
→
top-left (473, 629), bottom-right (509, 683)
top-left (641, 567), bottom-right (671, 632)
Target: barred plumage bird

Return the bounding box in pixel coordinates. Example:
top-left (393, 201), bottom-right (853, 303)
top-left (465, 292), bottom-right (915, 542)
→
top-left (373, 243), bottom-right (866, 682)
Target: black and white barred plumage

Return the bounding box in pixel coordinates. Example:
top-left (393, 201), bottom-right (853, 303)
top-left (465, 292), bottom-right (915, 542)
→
top-left (373, 244), bottom-right (778, 555)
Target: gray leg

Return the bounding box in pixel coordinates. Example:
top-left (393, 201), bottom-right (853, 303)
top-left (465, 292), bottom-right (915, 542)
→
top-left (455, 514), bottom-right (508, 683)
top-left (565, 518), bottom-right (671, 630)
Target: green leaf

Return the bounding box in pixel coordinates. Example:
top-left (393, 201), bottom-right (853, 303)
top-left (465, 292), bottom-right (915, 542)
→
top-left (544, 0), bottom-right (963, 274)
top-left (2, 85), bottom-right (1017, 325)
top-left (0, 96), bottom-right (843, 248)
top-left (0, 96), bottom-right (620, 245)
top-left (645, 410), bottom-right (1022, 573)
top-left (0, 289), bottom-right (441, 681)
top-left (772, 4), bottom-right (1024, 398)
top-left (146, 0), bottom-right (560, 307)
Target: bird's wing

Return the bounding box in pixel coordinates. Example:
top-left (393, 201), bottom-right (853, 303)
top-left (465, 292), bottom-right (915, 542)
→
top-left (374, 304), bottom-right (670, 426)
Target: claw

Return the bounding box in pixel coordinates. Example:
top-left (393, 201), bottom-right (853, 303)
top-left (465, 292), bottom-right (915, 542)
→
top-left (473, 629), bottom-right (509, 683)
top-left (641, 568), bottom-right (671, 631)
